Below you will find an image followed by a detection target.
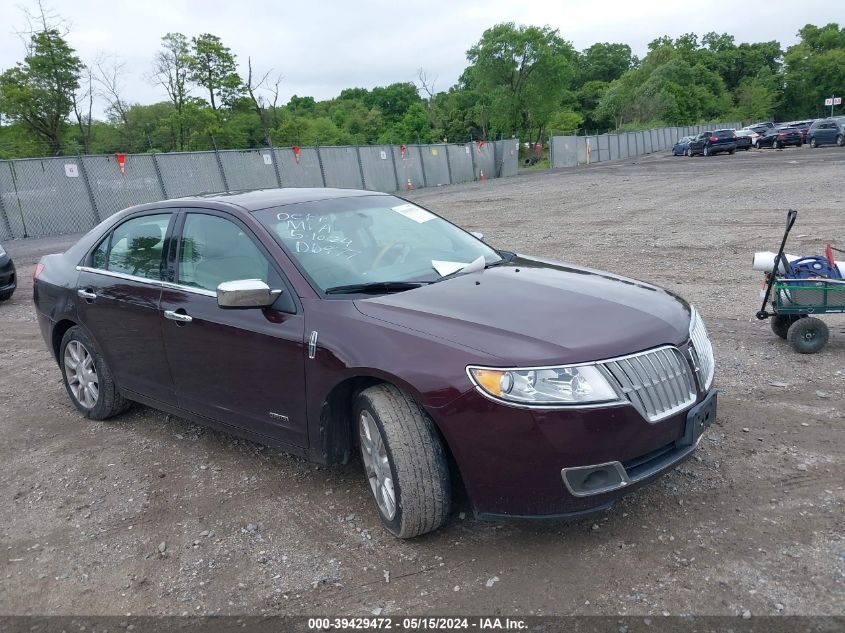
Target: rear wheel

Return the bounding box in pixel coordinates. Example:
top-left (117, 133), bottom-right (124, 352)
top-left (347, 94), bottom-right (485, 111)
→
top-left (774, 139), bottom-right (781, 149)
top-left (0, 289), bottom-right (13, 301)
top-left (837, 135), bottom-right (844, 147)
top-left (686, 147), bottom-right (693, 157)
top-left (728, 149), bottom-right (735, 155)
top-left (355, 384), bottom-right (451, 538)
top-left (787, 317), bottom-right (829, 354)
top-left (810, 138), bottom-right (818, 148)
top-left (703, 145), bottom-right (710, 157)
top-left (771, 314), bottom-right (802, 339)
top-left (60, 326), bottom-right (130, 419)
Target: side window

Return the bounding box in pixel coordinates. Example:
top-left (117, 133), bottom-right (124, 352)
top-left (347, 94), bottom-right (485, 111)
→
top-left (178, 213), bottom-right (270, 292)
top-left (107, 213), bottom-right (171, 280)
top-left (91, 236), bottom-right (108, 269)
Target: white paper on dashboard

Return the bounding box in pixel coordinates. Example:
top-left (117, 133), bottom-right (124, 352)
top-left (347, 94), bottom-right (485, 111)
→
top-left (432, 260), bottom-right (467, 276)
top-left (431, 255), bottom-right (485, 277)
top-left (392, 203), bottom-right (435, 223)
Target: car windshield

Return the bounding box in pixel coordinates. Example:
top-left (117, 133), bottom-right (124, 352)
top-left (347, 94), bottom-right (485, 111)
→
top-left (253, 195), bottom-right (503, 294)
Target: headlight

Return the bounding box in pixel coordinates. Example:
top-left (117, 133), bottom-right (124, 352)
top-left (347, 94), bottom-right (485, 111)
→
top-left (467, 364), bottom-right (620, 406)
top-left (688, 306), bottom-right (715, 390)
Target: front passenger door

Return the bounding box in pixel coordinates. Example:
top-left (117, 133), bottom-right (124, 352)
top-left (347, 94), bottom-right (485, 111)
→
top-left (159, 211), bottom-right (308, 448)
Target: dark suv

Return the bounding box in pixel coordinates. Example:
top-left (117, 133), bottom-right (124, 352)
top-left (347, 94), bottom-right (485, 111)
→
top-left (806, 118), bottom-right (845, 148)
top-left (687, 130), bottom-right (738, 156)
top-left (0, 243), bottom-right (16, 301)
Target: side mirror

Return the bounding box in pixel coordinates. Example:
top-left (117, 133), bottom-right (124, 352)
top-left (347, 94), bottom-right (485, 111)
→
top-left (470, 231), bottom-right (485, 242)
top-left (217, 279), bottom-right (281, 309)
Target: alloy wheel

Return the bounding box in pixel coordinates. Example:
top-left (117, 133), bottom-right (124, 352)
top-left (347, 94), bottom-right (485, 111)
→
top-left (359, 410), bottom-right (397, 520)
top-left (63, 341), bottom-right (99, 409)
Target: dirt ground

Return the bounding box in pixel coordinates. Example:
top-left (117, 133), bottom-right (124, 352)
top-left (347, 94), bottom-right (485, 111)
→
top-left (1, 145), bottom-right (843, 617)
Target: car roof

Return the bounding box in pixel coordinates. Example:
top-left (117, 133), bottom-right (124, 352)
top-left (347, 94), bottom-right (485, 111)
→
top-left (175, 188), bottom-right (390, 211)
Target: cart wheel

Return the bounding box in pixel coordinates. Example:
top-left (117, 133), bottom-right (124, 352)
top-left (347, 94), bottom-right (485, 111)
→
top-left (771, 314), bottom-right (800, 339)
top-left (787, 317), bottom-right (829, 354)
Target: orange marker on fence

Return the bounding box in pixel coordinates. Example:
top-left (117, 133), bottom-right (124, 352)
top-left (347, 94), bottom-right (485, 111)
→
top-left (479, 169), bottom-right (485, 181)
top-left (406, 178), bottom-right (413, 191)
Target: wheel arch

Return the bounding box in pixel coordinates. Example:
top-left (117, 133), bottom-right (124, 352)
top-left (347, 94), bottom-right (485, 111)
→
top-left (317, 373), bottom-right (461, 482)
top-left (51, 318), bottom-right (79, 363)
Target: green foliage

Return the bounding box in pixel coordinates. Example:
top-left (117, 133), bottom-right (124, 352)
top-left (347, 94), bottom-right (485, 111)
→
top-left (189, 34), bottom-right (242, 110)
top-left (462, 23), bottom-right (576, 142)
top-left (0, 28), bottom-right (82, 154)
top-left (2, 19), bottom-right (844, 158)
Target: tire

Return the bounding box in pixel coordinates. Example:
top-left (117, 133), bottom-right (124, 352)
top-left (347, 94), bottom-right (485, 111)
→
top-left (810, 138), bottom-right (818, 148)
top-left (703, 145), bottom-right (710, 157)
top-left (728, 149), bottom-right (735, 155)
top-left (837, 135), bottom-right (844, 147)
top-left (771, 314), bottom-right (801, 339)
top-left (753, 141), bottom-right (760, 149)
top-left (686, 147), bottom-right (693, 157)
top-left (787, 317), bottom-right (829, 354)
top-left (773, 140), bottom-right (781, 150)
top-left (59, 326), bottom-right (131, 420)
top-left (354, 384), bottom-right (451, 538)
top-left (0, 289), bottom-right (13, 301)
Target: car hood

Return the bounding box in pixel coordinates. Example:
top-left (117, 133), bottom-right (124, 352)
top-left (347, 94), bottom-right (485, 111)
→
top-left (353, 255), bottom-right (692, 366)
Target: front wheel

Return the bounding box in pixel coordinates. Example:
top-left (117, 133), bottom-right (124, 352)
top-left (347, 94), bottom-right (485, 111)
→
top-left (686, 147), bottom-right (693, 157)
top-left (0, 289), bottom-right (13, 301)
top-left (837, 135), bottom-right (844, 147)
top-left (703, 146), bottom-right (710, 157)
top-left (728, 149), bottom-right (735, 155)
top-left (60, 326), bottom-right (130, 419)
top-left (810, 138), bottom-right (818, 148)
top-left (771, 314), bottom-right (802, 339)
top-left (787, 317), bottom-right (829, 354)
top-left (355, 384), bottom-right (451, 538)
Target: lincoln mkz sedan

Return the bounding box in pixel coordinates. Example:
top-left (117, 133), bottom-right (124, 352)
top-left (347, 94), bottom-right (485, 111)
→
top-left (33, 189), bottom-right (716, 537)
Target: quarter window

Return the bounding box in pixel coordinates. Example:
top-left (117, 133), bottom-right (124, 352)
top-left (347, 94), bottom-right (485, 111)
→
top-left (178, 214), bottom-right (270, 292)
top-left (106, 214), bottom-right (171, 280)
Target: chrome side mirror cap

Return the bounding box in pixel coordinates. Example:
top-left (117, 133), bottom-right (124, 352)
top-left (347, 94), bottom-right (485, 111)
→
top-left (217, 279), bottom-right (281, 309)
top-left (470, 231), bottom-right (485, 242)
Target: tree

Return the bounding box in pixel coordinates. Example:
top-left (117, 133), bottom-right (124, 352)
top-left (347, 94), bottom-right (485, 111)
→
top-left (244, 57), bottom-right (282, 146)
top-left (462, 23), bottom-right (576, 143)
top-left (0, 10), bottom-right (82, 155)
top-left (189, 34), bottom-right (241, 111)
top-left (151, 33), bottom-right (191, 149)
top-left (579, 43), bottom-right (634, 83)
top-left (782, 23), bottom-right (845, 119)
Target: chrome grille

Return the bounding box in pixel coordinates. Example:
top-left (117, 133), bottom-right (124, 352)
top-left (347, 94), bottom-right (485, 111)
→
top-left (601, 347), bottom-right (697, 422)
top-left (689, 310), bottom-right (715, 391)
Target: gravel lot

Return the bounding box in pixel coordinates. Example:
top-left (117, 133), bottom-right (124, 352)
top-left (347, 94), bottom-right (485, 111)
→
top-left (1, 145), bottom-right (843, 617)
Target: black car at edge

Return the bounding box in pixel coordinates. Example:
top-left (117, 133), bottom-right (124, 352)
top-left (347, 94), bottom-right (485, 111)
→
top-left (0, 243), bottom-right (16, 301)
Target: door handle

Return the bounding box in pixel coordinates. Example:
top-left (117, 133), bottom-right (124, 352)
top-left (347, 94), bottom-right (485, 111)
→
top-left (77, 288), bottom-right (97, 301)
top-left (164, 310), bottom-right (193, 323)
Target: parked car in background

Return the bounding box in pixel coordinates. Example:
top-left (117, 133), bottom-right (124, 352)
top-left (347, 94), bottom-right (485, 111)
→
top-left (786, 120), bottom-right (814, 143)
top-left (0, 243), bottom-right (16, 301)
top-left (672, 135), bottom-right (695, 156)
top-left (806, 117), bottom-right (845, 148)
top-left (733, 131), bottom-right (753, 151)
top-left (756, 126), bottom-right (803, 149)
top-left (687, 130), bottom-right (738, 156)
top-left (749, 122), bottom-right (776, 132)
top-left (32, 189), bottom-right (716, 538)
top-left (736, 128), bottom-right (761, 146)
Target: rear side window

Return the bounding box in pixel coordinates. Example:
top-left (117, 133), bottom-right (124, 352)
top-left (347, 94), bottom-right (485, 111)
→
top-left (714, 130), bottom-right (734, 138)
top-left (107, 214), bottom-right (171, 280)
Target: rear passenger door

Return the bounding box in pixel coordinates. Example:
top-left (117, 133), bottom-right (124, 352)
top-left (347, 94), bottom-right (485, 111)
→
top-left (159, 210), bottom-right (308, 447)
top-left (77, 211), bottom-right (176, 404)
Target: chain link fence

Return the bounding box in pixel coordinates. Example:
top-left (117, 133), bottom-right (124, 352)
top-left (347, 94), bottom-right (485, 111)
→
top-left (0, 140), bottom-right (520, 240)
top-left (549, 122), bottom-right (743, 168)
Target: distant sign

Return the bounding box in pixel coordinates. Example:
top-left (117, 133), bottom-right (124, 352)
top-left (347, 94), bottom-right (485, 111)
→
top-left (262, 153), bottom-right (273, 165)
top-left (835, 97), bottom-right (843, 105)
top-left (64, 164), bottom-right (79, 178)
top-left (379, 150), bottom-right (387, 160)
top-left (825, 98), bottom-right (833, 106)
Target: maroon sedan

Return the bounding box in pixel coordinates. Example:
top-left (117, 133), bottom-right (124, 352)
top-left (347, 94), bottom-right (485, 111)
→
top-left (33, 189), bottom-right (716, 537)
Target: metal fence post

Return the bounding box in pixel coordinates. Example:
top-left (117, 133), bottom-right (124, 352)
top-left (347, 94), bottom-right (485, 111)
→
top-left (211, 137), bottom-right (230, 191)
top-left (548, 137), bottom-right (553, 168)
top-left (355, 145), bottom-right (367, 189)
top-left (316, 146), bottom-right (327, 187)
top-left (417, 145), bottom-right (428, 188)
top-left (151, 153), bottom-right (168, 198)
top-left (389, 145), bottom-right (401, 191)
top-left (77, 154), bottom-right (101, 224)
top-left (0, 170), bottom-right (13, 239)
top-left (444, 144), bottom-right (454, 184)
top-left (469, 141), bottom-right (478, 178)
top-left (268, 136), bottom-right (283, 188)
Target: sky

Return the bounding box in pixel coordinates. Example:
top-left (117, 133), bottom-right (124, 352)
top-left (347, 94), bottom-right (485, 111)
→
top-left (0, 0), bottom-right (842, 118)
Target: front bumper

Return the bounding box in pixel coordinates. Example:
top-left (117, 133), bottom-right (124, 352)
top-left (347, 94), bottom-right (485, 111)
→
top-left (433, 386), bottom-right (716, 519)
